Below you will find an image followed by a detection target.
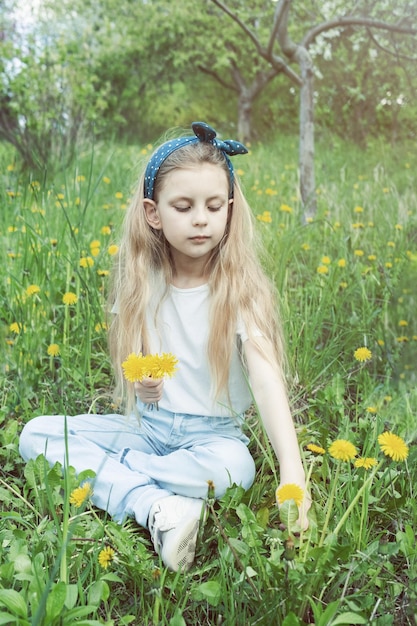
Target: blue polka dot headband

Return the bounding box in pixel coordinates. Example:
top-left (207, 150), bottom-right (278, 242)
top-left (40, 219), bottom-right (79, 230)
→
top-left (144, 121), bottom-right (248, 200)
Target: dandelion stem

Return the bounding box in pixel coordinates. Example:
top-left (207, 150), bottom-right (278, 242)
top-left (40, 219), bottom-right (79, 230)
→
top-left (319, 461), bottom-right (340, 547)
top-left (333, 462), bottom-right (382, 538)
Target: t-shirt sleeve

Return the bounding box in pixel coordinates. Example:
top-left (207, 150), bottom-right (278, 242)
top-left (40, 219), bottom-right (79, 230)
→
top-left (236, 314), bottom-right (262, 343)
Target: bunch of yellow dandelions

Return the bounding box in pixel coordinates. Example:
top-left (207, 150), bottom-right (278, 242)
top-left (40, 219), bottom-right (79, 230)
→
top-left (122, 352), bottom-right (179, 410)
top-left (122, 352), bottom-right (179, 383)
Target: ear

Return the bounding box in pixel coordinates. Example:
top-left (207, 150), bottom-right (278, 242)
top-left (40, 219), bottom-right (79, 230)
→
top-left (144, 199), bottom-right (162, 230)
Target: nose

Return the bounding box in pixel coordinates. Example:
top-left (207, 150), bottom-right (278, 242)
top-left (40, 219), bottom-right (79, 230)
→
top-left (192, 206), bottom-right (208, 226)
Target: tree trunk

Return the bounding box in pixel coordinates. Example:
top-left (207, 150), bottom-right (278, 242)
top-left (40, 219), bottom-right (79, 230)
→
top-left (237, 93), bottom-right (253, 144)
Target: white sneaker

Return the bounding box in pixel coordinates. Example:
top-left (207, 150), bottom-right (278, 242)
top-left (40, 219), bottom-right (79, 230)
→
top-left (148, 495), bottom-right (204, 571)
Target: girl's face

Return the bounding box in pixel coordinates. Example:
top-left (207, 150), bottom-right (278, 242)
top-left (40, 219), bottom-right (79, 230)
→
top-left (144, 163), bottom-right (232, 271)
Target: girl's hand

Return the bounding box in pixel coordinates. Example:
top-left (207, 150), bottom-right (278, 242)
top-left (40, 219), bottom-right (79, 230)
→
top-left (134, 377), bottom-right (164, 404)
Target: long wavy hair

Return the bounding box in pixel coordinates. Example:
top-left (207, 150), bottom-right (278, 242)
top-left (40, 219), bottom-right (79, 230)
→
top-left (108, 140), bottom-right (287, 413)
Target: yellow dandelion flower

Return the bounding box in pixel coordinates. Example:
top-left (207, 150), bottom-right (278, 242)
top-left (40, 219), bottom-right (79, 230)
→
top-left (306, 443), bottom-right (326, 455)
top-left (95, 322), bottom-right (108, 332)
top-left (101, 226), bottom-right (111, 235)
top-left (122, 353), bottom-right (151, 382)
top-left (69, 483), bottom-right (93, 507)
top-left (366, 406), bottom-right (377, 414)
top-left (337, 259), bottom-right (346, 268)
top-left (80, 256), bottom-right (94, 268)
top-left (398, 320), bottom-right (408, 327)
top-left (317, 265), bottom-right (329, 274)
top-left (280, 204), bottom-right (293, 213)
top-left (56, 192), bottom-right (65, 200)
top-left (102, 176), bottom-right (111, 184)
top-left (354, 347), bottom-right (372, 362)
top-left (354, 206), bottom-right (364, 213)
top-left (62, 292), bottom-right (78, 305)
top-left (236, 168), bottom-right (244, 176)
top-left (76, 175), bottom-right (86, 182)
top-left (354, 249), bottom-right (364, 257)
top-left (26, 284), bottom-right (41, 296)
top-left (368, 254), bottom-right (377, 261)
top-left (354, 457), bottom-right (378, 470)
top-left (378, 432), bottom-right (409, 462)
top-left (301, 243), bottom-right (310, 251)
top-left (98, 546), bottom-right (116, 569)
top-left (387, 241), bottom-right (395, 248)
top-left (276, 483), bottom-right (304, 507)
top-left (47, 343), bottom-right (60, 356)
top-left (97, 269), bottom-right (110, 277)
top-left (328, 439), bottom-right (357, 462)
top-left (108, 244), bottom-right (119, 256)
top-left (9, 322), bottom-right (22, 334)
top-left (115, 192), bottom-right (123, 199)
top-left (339, 281), bottom-right (348, 289)
top-left (257, 211), bottom-right (272, 223)
top-left (321, 256), bottom-right (331, 265)
top-left (397, 336), bottom-right (408, 343)
top-left (265, 188), bottom-right (278, 196)
top-left (149, 353), bottom-right (179, 378)
top-left (385, 262), bottom-right (393, 269)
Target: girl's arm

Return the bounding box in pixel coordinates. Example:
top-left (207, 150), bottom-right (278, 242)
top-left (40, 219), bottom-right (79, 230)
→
top-left (243, 338), bottom-right (310, 529)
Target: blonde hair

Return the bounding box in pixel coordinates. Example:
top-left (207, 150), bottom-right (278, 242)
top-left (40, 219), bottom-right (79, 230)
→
top-left (108, 140), bottom-right (286, 413)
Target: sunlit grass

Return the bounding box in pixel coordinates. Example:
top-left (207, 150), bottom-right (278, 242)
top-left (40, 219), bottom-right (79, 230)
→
top-left (1, 135), bottom-right (416, 625)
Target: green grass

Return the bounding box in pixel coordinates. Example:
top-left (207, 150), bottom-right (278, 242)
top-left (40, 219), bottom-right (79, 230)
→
top-left (1, 134), bottom-right (416, 625)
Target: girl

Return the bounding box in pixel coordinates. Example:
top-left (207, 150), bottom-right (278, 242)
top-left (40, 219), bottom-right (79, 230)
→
top-left (19, 122), bottom-right (310, 572)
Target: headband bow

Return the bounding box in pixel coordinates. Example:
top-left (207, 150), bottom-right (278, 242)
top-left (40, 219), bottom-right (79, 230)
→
top-left (144, 121), bottom-right (248, 200)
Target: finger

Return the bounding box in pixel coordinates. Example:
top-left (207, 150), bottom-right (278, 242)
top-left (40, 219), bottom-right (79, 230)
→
top-left (138, 377), bottom-right (163, 388)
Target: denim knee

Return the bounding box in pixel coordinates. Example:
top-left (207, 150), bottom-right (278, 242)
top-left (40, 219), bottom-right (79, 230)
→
top-left (205, 443), bottom-right (256, 496)
top-left (19, 414), bottom-right (53, 461)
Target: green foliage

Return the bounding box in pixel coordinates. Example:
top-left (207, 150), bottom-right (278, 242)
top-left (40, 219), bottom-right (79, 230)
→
top-left (1, 135), bottom-right (417, 623)
top-left (1, 0), bottom-right (416, 175)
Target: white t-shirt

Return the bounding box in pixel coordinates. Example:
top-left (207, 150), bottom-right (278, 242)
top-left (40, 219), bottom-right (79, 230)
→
top-left (145, 283), bottom-right (253, 417)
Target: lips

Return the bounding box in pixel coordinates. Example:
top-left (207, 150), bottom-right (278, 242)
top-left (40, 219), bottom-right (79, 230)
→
top-left (190, 236), bottom-right (209, 243)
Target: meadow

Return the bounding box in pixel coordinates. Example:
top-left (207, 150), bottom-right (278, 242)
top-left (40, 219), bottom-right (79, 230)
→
top-left (1, 133), bottom-right (416, 625)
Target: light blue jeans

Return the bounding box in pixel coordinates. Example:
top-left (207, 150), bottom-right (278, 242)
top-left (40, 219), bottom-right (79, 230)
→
top-left (19, 403), bottom-right (256, 527)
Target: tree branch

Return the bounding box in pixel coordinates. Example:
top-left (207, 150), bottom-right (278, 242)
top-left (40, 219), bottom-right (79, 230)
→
top-left (209, 0), bottom-right (266, 58)
top-left (197, 64), bottom-right (238, 92)
top-left (266, 0), bottom-right (288, 59)
top-left (209, 0), bottom-right (301, 86)
top-left (302, 16), bottom-right (417, 49)
top-left (366, 28), bottom-right (417, 62)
